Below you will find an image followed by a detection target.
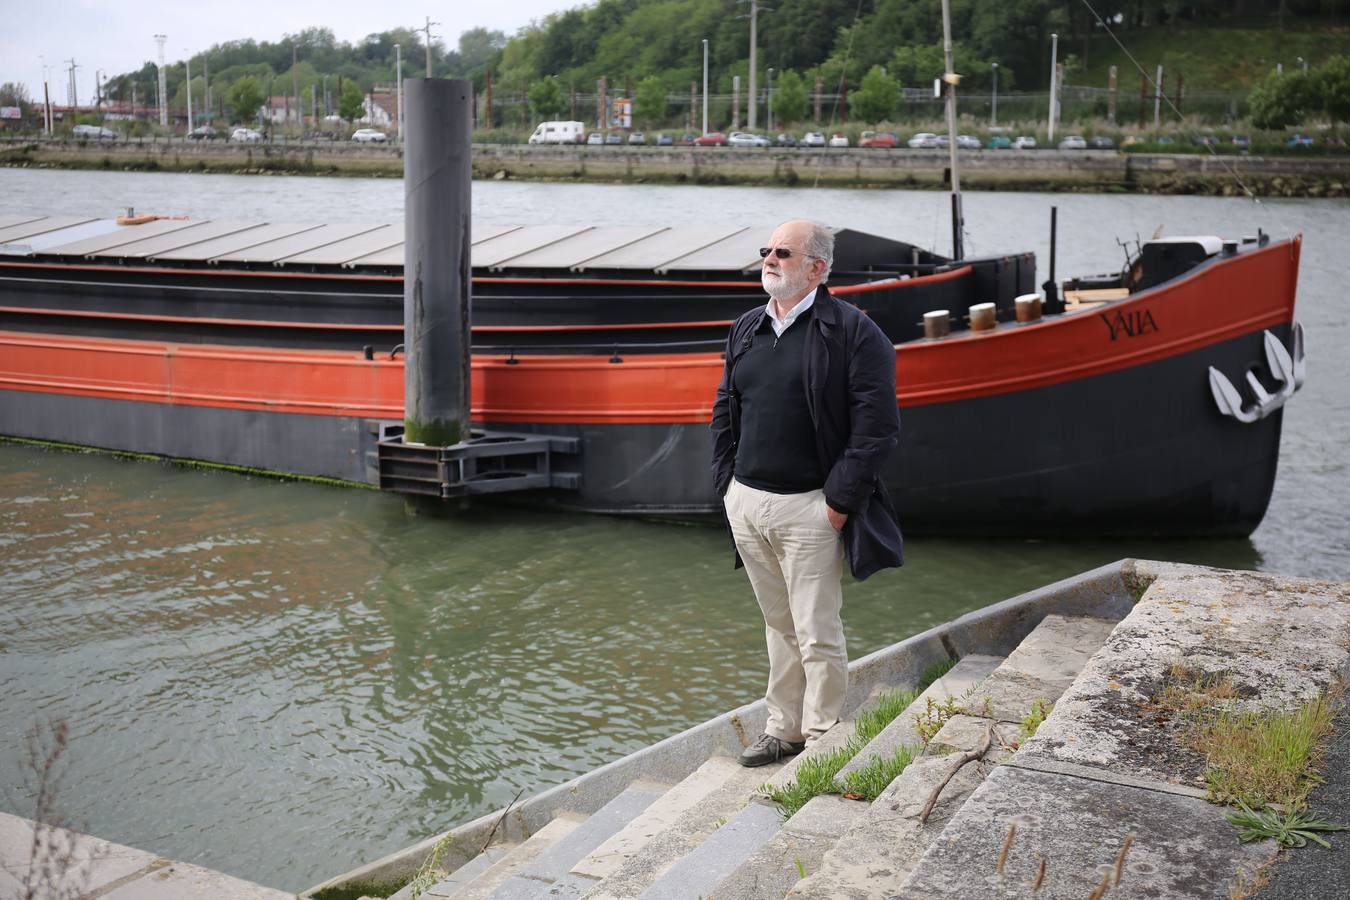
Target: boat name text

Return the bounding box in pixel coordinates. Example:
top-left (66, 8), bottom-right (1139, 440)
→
top-left (1100, 309), bottom-right (1159, 341)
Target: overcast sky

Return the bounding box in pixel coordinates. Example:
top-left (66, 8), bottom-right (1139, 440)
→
top-left (4, 0), bottom-right (585, 104)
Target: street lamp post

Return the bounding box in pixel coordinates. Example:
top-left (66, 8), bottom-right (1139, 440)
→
top-left (185, 53), bottom-right (193, 132)
top-left (767, 67), bottom-right (774, 132)
top-left (701, 38), bottom-right (709, 135)
top-left (1048, 33), bottom-right (1058, 143)
top-left (395, 44), bottom-right (403, 141)
top-left (991, 62), bottom-right (998, 126)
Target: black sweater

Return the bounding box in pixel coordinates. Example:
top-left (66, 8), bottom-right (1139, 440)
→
top-left (731, 312), bottom-right (824, 493)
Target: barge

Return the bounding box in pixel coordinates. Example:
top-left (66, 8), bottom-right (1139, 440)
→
top-left (0, 213), bottom-right (1303, 536)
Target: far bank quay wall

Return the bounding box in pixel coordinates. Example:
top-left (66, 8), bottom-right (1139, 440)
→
top-left (3, 138), bottom-right (1348, 196)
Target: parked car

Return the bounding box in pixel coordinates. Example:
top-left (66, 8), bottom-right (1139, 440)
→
top-left (303, 130), bottom-right (338, 141)
top-left (907, 132), bottom-right (940, 148)
top-left (1192, 135), bottom-right (1218, 146)
top-left (1323, 135), bottom-right (1347, 147)
top-left (774, 133), bottom-right (798, 147)
top-left (1230, 134), bottom-right (1252, 148)
top-left (679, 133), bottom-right (697, 145)
top-left (655, 133), bottom-right (674, 146)
top-left (827, 132), bottom-right (850, 148)
top-left (1011, 135), bottom-right (1037, 149)
top-left (934, 135), bottom-right (950, 148)
top-left (859, 131), bottom-right (899, 148)
top-left (628, 131), bottom-right (646, 145)
top-left (956, 134), bottom-right (982, 150)
top-left (1155, 136), bottom-right (1175, 146)
top-left (1121, 135), bottom-right (1145, 147)
top-left (72, 124), bottom-right (117, 140)
top-left (727, 131), bottom-right (770, 147)
top-left (230, 127), bottom-right (264, 143)
top-left (693, 132), bottom-right (728, 146)
top-left (187, 125), bottom-right (218, 141)
top-left (1087, 136), bottom-right (1116, 149)
top-left (1058, 135), bottom-right (1087, 150)
top-left (800, 131), bottom-right (825, 147)
top-left (351, 128), bottom-right (388, 143)
top-left (604, 132), bottom-right (623, 145)
top-left (586, 132), bottom-right (604, 145)
top-left (985, 135), bottom-right (1012, 150)
top-left (1286, 134), bottom-right (1314, 146)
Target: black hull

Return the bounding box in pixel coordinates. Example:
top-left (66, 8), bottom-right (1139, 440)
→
top-left (478, 326), bottom-right (1284, 537)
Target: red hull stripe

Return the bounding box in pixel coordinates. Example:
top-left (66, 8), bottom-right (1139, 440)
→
top-left (0, 243), bottom-right (1297, 424)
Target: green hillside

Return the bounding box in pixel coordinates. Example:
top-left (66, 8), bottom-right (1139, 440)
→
top-left (1075, 18), bottom-right (1350, 92)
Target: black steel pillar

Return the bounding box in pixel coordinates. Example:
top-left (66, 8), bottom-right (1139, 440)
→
top-left (403, 78), bottom-right (472, 447)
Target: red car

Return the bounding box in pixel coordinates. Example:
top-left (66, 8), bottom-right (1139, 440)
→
top-left (693, 132), bottom-right (728, 146)
top-left (859, 131), bottom-right (900, 149)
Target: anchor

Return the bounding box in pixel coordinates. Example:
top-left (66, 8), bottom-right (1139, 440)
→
top-left (1208, 322), bottom-right (1306, 423)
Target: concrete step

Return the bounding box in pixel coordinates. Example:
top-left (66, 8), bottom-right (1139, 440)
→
top-left (483, 783), bottom-right (669, 900)
top-left (432, 815), bottom-right (584, 900)
top-left (404, 846), bottom-right (513, 900)
top-left (635, 800), bottom-right (784, 900)
top-left (581, 756), bottom-right (786, 900)
top-left (710, 794), bottom-right (867, 900)
top-left (974, 614), bottom-right (1118, 724)
top-left (757, 683), bottom-right (893, 799)
top-left (560, 752), bottom-right (744, 895)
top-left (712, 656), bottom-right (1002, 899)
top-left (786, 615), bottom-right (1117, 899)
top-left (785, 721), bottom-right (1020, 900)
top-left (834, 654), bottom-right (1004, 786)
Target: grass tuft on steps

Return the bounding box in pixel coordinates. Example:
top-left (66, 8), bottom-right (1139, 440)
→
top-left (762, 658), bottom-right (957, 817)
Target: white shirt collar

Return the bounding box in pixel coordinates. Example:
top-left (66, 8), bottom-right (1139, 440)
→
top-left (765, 287), bottom-right (818, 337)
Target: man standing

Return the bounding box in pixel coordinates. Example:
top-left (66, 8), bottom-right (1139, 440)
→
top-left (711, 219), bottom-right (903, 768)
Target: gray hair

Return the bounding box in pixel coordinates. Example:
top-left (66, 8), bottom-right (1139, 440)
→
top-left (803, 223), bottom-right (835, 282)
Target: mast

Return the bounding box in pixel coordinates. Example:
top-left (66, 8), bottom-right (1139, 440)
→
top-left (940, 0), bottom-right (964, 260)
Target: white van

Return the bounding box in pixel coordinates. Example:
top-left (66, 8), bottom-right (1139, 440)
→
top-left (528, 121), bottom-right (586, 145)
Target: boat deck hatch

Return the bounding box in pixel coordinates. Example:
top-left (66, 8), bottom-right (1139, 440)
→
top-left (376, 426), bottom-right (580, 498)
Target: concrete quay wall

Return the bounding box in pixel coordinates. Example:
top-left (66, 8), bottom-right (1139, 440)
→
top-left (3, 137), bottom-right (1348, 196)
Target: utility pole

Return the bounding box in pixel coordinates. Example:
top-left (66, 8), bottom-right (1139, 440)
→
top-left (747, 0), bottom-right (759, 130)
top-left (154, 34), bottom-right (168, 126)
top-left (991, 62), bottom-right (998, 126)
top-left (65, 58), bottom-right (78, 109)
top-left (204, 57), bottom-right (210, 118)
top-left (95, 70), bottom-right (104, 110)
top-left (185, 53), bottom-right (193, 131)
top-left (701, 39), bottom-right (709, 135)
top-left (941, 0), bottom-right (963, 261)
top-left (732, 75), bottom-right (741, 130)
top-left (1107, 65), bottom-right (1117, 125)
top-left (423, 16), bottom-right (440, 78)
top-left (767, 67), bottom-right (774, 132)
top-left (1047, 33), bottom-right (1059, 142)
top-left (1153, 64), bottom-right (1163, 129)
top-left (292, 44), bottom-right (299, 129)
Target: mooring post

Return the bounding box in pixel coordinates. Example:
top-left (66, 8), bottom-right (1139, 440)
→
top-left (403, 78), bottom-right (472, 450)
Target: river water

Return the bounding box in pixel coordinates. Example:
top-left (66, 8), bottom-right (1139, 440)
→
top-left (1, 168), bottom-right (1347, 891)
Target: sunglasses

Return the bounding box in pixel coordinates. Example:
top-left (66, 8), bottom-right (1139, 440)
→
top-left (758, 247), bottom-right (819, 260)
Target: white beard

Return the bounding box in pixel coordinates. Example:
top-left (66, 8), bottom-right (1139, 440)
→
top-left (761, 265), bottom-right (808, 302)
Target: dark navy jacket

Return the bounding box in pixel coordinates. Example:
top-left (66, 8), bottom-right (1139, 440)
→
top-left (710, 284), bottom-right (904, 581)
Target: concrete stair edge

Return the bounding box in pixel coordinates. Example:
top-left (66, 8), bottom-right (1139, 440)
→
top-left (484, 783), bottom-right (667, 900)
top-left (834, 653), bottom-right (1005, 785)
top-left (438, 815), bottom-right (585, 900)
top-left (786, 614), bottom-right (1120, 899)
top-left (634, 800), bottom-right (784, 900)
top-left (578, 756), bottom-right (787, 900)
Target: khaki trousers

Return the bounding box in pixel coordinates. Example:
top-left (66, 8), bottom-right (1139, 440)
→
top-left (724, 478), bottom-right (847, 743)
